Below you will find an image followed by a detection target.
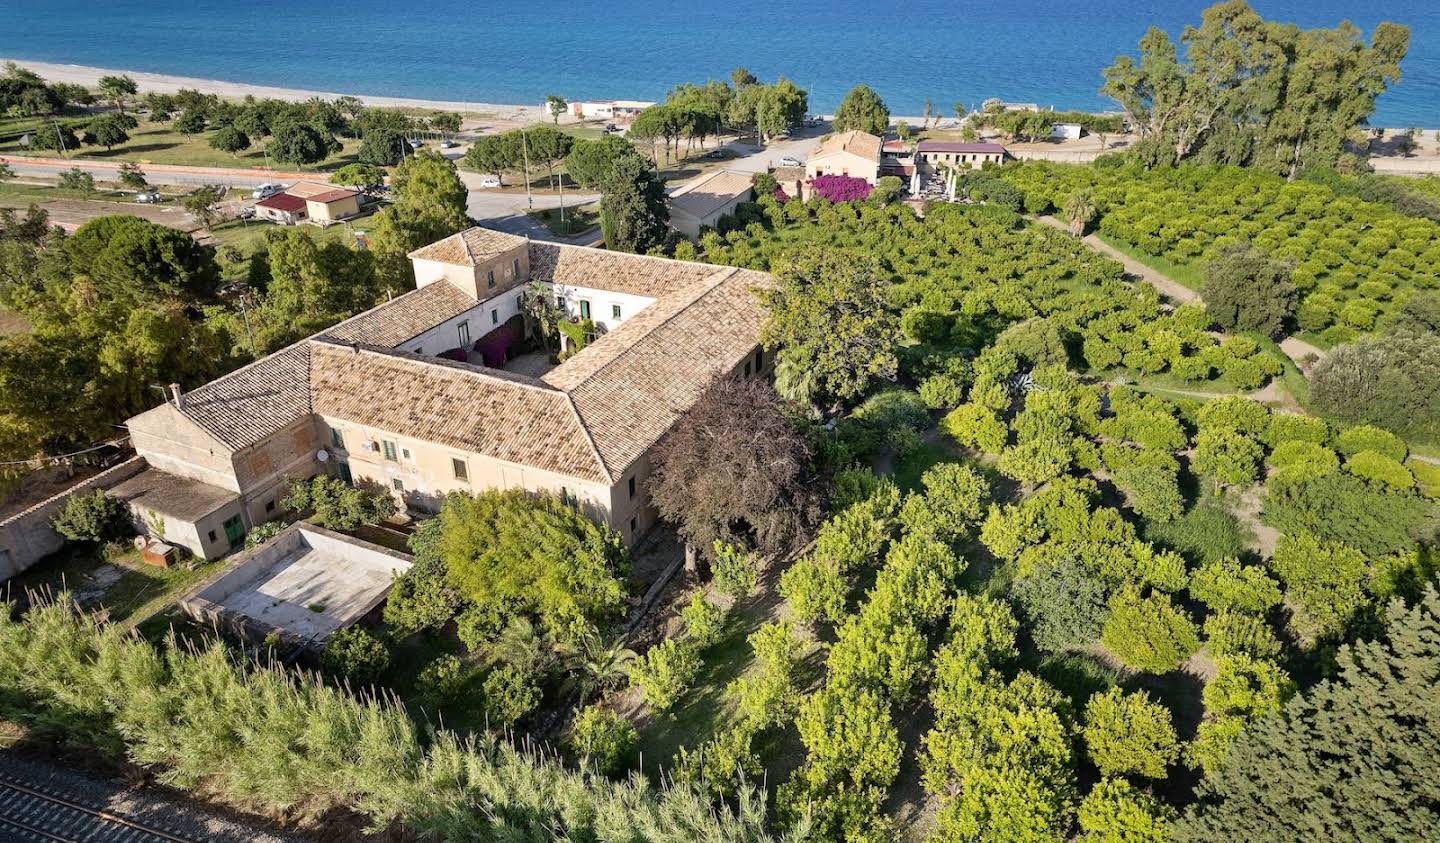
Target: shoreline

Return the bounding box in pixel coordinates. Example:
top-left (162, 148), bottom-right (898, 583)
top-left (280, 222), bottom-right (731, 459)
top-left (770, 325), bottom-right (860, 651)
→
top-left (4, 57), bottom-right (1431, 139)
top-left (2, 58), bottom-right (546, 121)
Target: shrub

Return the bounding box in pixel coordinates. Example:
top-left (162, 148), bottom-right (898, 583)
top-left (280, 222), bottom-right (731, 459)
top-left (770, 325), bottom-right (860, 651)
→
top-left (1101, 589), bottom-right (1200, 673)
top-left (1078, 778), bottom-right (1173, 843)
top-left (1013, 556), bottom-right (1111, 652)
top-left (1310, 332), bottom-right (1440, 441)
top-left (710, 541), bottom-right (760, 600)
top-left (481, 664), bottom-right (541, 728)
top-left (1263, 413), bottom-right (1329, 448)
top-left (1335, 424), bottom-right (1408, 462)
top-left (1266, 440), bottom-right (1340, 483)
top-left (1116, 464), bottom-right (1184, 523)
top-left (51, 490), bottom-right (132, 543)
top-left (1413, 459), bottom-right (1440, 499)
top-left (1262, 472), bottom-right (1435, 559)
top-left (1269, 531), bottom-right (1368, 639)
top-left (1189, 557), bottom-right (1283, 614)
top-left (321, 627), bottom-right (391, 685)
top-left (1203, 610), bottom-right (1282, 659)
top-left (416, 654), bottom-right (468, 706)
top-left (384, 564), bottom-right (464, 636)
top-left (1083, 687), bottom-right (1180, 779)
top-left (567, 705), bottom-right (638, 775)
top-left (282, 475), bottom-right (395, 531)
top-left (1343, 450), bottom-right (1415, 491)
top-left (630, 638), bottom-right (701, 713)
top-left (1143, 501), bottom-right (1251, 565)
top-left (944, 403), bottom-right (1009, 453)
top-left (243, 520), bottom-right (286, 549)
top-left (680, 593), bottom-right (727, 649)
top-left (1194, 430), bottom-right (1264, 491)
top-left (779, 555), bottom-right (849, 626)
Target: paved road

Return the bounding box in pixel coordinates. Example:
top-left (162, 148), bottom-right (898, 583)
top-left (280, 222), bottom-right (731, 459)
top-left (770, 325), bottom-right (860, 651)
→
top-left (1, 156), bottom-right (303, 190)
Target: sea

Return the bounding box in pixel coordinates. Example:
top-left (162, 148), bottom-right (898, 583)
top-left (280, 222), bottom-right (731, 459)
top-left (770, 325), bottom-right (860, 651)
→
top-left (2, 0), bottom-right (1437, 126)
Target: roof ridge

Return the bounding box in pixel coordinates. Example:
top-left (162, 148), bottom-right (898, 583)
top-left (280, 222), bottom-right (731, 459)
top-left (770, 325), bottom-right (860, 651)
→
top-left (562, 393), bottom-right (613, 484)
top-left (545, 266), bottom-right (741, 392)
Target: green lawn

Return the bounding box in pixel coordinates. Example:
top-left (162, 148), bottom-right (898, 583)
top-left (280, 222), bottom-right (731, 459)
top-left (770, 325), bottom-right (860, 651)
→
top-left (205, 213), bottom-right (381, 254)
top-left (0, 180), bottom-right (156, 205)
top-left (8, 542), bottom-right (226, 630)
top-left (527, 203), bottom-right (600, 237)
top-left (1094, 232), bottom-right (1206, 290)
top-left (1, 118), bottom-right (364, 171)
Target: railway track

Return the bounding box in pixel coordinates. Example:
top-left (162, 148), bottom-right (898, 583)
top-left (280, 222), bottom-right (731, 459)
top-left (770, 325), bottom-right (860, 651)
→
top-left (0, 773), bottom-right (203, 843)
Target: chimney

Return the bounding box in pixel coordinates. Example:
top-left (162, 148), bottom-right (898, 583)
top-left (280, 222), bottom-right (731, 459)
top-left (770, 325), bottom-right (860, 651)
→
top-left (168, 383), bottom-right (183, 409)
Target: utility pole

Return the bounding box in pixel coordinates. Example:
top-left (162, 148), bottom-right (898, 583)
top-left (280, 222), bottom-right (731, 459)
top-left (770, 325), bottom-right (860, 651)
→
top-left (520, 126), bottom-right (534, 209)
top-left (52, 117), bottom-right (67, 158)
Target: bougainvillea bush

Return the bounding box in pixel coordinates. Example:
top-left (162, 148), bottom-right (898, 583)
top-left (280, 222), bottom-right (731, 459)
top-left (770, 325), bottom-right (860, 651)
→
top-left (810, 174), bottom-right (872, 203)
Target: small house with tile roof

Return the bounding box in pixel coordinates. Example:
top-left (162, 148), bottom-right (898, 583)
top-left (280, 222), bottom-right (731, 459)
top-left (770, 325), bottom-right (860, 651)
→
top-left (666, 170), bottom-right (754, 239)
top-left (124, 229), bottom-right (773, 558)
top-left (804, 129), bottom-right (882, 185)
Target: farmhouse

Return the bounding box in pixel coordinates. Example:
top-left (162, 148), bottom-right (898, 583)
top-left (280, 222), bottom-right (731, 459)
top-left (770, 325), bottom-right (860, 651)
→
top-left (666, 169), bottom-right (754, 239)
top-left (123, 230), bottom-right (774, 559)
top-left (253, 182), bottom-right (362, 226)
top-left (805, 129), bottom-right (882, 185)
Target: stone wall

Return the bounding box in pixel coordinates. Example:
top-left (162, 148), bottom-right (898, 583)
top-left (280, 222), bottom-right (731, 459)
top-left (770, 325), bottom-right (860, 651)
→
top-left (0, 457), bottom-right (147, 580)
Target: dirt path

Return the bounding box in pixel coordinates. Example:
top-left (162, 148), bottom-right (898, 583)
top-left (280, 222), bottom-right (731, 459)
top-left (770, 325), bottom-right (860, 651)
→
top-left (1034, 215), bottom-right (1200, 305)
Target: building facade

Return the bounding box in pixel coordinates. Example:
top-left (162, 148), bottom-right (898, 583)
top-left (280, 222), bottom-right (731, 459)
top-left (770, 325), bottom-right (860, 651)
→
top-left (122, 229), bottom-right (774, 559)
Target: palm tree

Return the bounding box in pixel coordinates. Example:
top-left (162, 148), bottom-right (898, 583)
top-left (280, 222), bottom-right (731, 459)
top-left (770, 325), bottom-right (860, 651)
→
top-left (555, 627), bottom-right (637, 706)
top-left (773, 352), bottom-right (820, 411)
top-left (488, 617), bottom-right (550, 674)
top-left (1064, 190), bottom-right (1097, 237)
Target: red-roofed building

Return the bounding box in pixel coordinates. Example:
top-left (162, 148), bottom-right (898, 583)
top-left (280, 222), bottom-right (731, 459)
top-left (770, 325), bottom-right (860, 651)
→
top-left (253, 192), bottom-right (308, 225)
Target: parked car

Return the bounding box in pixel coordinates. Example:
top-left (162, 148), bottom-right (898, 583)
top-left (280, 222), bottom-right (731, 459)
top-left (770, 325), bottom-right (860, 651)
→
top-left (478, 175), bottom-right (501, 188)
top-left (604, 123), bottom-right (618, 133)
top-left (439, 139), bottom-right (459, 149)
top-left (251, 183), bottom-right (284, 200)
top-left (134, 189), bottom-right (161, 204)
top-left (778, 156), bottom-right (803, 167)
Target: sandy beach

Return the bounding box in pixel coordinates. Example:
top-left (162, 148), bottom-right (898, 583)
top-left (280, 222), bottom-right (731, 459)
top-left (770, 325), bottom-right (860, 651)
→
top-left (2, 58), bottom-right (549, 121)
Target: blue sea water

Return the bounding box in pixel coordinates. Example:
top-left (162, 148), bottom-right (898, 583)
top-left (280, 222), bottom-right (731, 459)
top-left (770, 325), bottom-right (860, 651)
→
top-left (2, 0), bottom-right (1437, 126)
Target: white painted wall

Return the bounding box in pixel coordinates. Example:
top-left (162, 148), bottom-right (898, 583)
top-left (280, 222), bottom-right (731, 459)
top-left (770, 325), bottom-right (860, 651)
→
top-left (401, 287), bottom-right (527, 355)
top-left (545, 283), bottom-right (655, 332)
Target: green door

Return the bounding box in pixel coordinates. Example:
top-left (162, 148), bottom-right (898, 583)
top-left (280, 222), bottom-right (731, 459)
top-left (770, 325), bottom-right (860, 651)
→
top-left (223, 515), bottom-right (245, 548)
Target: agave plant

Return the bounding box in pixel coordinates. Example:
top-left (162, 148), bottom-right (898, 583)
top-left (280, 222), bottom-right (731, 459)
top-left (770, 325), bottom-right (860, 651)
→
top-left (554, 626), bottom-right (637, 707)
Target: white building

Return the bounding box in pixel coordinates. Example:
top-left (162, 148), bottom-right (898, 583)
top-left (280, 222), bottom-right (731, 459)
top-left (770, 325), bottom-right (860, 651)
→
top-left (667, 169), bottom-right (755, 239)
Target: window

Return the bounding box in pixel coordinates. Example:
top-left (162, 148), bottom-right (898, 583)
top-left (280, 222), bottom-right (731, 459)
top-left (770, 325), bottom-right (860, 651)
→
top-left (382, 440), bottom-right (398, 461)
top-left (611, 304), bottom-right (622, 320)
top-left (754, 348), bottom-right (764, 371)
top-left (452, 458), bottom-right (468, 481)
top-left (392, 478), bottom-right (404, 491)
top-left (512, 258), bottom-right (521, 278)
top-left (265, 499), bottom-right (276, 513)
top-left (208, 530), bottom-right (217, 542)
top-left (330, 426), bottom-right (345, 449)
top-left (556, 295), bottom-right (566, 310)
top-left (402, 447), bottom-right (413, 462)
top-left (630, 517), bottom-right (637, 533)
top-left (745, 361), bottom-right (752, 377)
top-left (628, 475), bottom-right (636, 499)
top-left (487, 269), bottom-right (495, 288)
top-left (457, 320), bottom-right (471, 346)
top-left (579, 300), bottom-right (591, 320)
top-left (338, 463), bottom-right (353, 484)
top-left (491, 309), bottom-right (499, 325)
top-left (413, 346), bottom-right (422, 354)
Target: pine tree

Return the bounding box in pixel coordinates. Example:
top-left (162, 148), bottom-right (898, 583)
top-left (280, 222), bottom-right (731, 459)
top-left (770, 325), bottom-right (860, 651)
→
top-left (1177, 586), bottom-right (1440, 841)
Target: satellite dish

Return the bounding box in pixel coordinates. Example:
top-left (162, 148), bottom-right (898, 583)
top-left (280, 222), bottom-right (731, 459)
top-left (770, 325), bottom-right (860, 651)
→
top-left (316, 449), bottom-right (329, 462)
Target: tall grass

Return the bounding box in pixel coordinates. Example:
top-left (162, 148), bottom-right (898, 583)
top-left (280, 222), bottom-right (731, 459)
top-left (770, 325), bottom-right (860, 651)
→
top-left (0, 594), bottom-right (786, 841)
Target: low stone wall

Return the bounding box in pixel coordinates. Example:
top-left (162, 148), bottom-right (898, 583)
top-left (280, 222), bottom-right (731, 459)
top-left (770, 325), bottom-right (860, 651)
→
top-left (0, 457), bottom-right (147, 581)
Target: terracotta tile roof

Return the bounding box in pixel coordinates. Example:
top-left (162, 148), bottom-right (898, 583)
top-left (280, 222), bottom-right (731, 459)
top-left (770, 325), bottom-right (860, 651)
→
top-left (771, 166), bottom-right (805, 182)
top-left (408, 227), bottom-right (529, 266)
top-left (308, 341), bottom-right (610, 484)
top-left (812, 130), bottom-right (882, 162)
top-left (169, 343), bottom-right (313, 451)
top-left (916, 141), bottom-right (1009, 155)
top-left (321, 281), bottom-right (476, 347)
top-left (255, 193), bottom-right (307, 212)
top-left (668, 169), bottom-right (754, 220)
top-left (303, 188), bottom-right (360, 204)
top-left (544, 267), bottom-right (772, 475)
top-left (528, 242), bottom-right (721, 298)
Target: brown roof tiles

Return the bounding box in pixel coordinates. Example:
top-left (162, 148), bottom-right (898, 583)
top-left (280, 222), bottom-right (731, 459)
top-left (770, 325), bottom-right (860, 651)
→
top-left (321, 281), bottom-right (476, 347)
top-left (811, 130), bottom-right (882, 162)
top-left (407, 227), bottom-right (529, 266)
